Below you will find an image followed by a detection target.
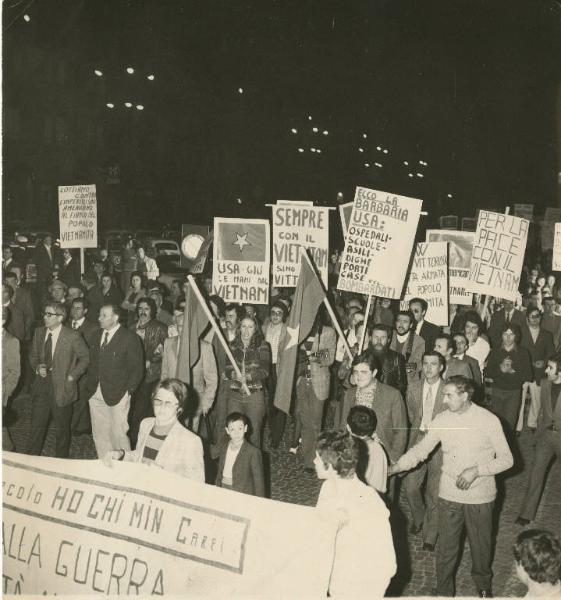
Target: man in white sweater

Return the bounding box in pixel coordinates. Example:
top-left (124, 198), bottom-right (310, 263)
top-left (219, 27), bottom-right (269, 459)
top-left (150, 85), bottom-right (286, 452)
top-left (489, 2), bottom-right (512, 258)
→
top-left (389, 375), bottom-right (513, 597)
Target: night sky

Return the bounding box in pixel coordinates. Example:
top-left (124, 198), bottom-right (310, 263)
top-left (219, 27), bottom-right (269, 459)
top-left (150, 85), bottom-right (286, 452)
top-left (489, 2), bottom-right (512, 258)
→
top-left (4, 0), bottom-right (561, 230)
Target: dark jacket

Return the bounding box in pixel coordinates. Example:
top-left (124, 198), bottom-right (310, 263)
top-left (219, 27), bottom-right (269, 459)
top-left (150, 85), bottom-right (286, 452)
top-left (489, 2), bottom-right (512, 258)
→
top-left (86, 325), bottom-right (144, 405)
top-left (133, 319), bottom-right (168, 382)
top-left (376, 348), bottom-right (408, 397)
top-left (520, 324), bottom-right (555, 383)
top-left (216, 439), bottom-right (265, 497)
top-left (488, 308), bottom-right (526, 349)
top-left (416, 320), bottom-right (442, 352)
top-left (484, 345), bottom-right (533, 390)
top-left (59, 258), bottom-right (81, 289)
top-left (537, 378), bottom-right (561, 433)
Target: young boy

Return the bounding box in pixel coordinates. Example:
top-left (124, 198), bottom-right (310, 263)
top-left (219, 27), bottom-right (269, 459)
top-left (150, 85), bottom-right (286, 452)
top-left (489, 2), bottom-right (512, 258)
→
top-left (347, 405), bottom-right (388, 494)
top-left (215, 412), bottom-right (265, 497)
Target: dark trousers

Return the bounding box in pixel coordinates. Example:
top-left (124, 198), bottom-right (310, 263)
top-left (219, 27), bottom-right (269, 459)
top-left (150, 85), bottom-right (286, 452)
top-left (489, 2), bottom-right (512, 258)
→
top-left (27, 376), bottom-right (73, 458)
top-left (294, 378), bottom-right (325, 469)
top-left (490, 387), bottom-right (521, 431)
top-left (266, 368), bottom-right (286, 447)
top-left (227, 389), bottom-right (266, 447)
top-left (71, 378), bottom-right (91, 434)
top-left (519, 430), bottom-right (561, 520)
top-left (128, 379), bottom-right (156, 449)
top-left (436, 498), bottom-right (494, 596)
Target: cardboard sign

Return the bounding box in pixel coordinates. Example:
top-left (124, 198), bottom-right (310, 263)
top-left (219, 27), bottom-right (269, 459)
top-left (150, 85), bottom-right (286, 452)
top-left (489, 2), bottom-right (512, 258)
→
top-left (400, 242), bottom-right (449, 326)
top-left (541, 208), bottom-right (561, 251)
top-left (212, 218), bottom-right (270, 304)
top-left (2, 453), bottom-right (336, 597)
top-left (553, 223), bottom-right (561, 272)
top-left (467, 210), bottom-right (529, 301)
top-left (426, 230), bottom-right (475, 305)
top-left (58, 184), bottom-right (97, 248)
top-left (514, 204), bottom-right (534, 222)
top-left (339, 202), bottom-right (353, 237)
top-left (271, 203), bottom-right (329, 287)
top-left (337, 187), bottom-right (422, 299)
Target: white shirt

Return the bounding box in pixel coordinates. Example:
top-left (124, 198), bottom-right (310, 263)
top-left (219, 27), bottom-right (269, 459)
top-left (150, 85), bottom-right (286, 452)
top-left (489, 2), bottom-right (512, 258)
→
top-left (466, 336), bottom-right (490, 372)
top-left (71, 317), bottom-right (85, 330)
top-left (420, 380), bottom-right (440, 432)
top-left (100, 323), bottom-right (120, 347)
top-left (44, 324), bottom-right (62, 358)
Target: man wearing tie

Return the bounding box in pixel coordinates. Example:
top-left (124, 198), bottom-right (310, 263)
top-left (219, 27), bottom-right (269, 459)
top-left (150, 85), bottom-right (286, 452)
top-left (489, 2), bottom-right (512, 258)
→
top-left (87, 303), bottom-right (144, 458)
top-left (27, 301), bottom-right (89, 457)
top-left (488, 298), bottom-right (525, 349)
top-left (403, 351), bottom-right (447, 551)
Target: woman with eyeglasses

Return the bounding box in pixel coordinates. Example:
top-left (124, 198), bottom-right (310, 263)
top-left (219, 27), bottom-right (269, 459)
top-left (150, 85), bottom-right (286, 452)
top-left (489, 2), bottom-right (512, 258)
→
top-left (103, 378), bottom-right (204, 482)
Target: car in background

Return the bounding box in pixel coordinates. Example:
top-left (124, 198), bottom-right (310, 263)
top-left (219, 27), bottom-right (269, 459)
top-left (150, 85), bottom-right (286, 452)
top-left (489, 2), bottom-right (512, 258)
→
top-left (144, 238), bottom-right (181, 270)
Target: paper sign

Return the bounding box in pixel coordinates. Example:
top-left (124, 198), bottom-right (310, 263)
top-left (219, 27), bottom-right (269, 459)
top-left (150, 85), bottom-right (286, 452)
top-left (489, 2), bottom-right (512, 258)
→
top-left (400, 242), bottom-right (449, 326)
top-left (541, 208), bottom-right (561, 251)
top-left (2, 453), bottom-right (336, 597)
top-left (337, 187), bottom-right (422, 299)
top-left (271, 203), bottom-right (329, 287)
top-left (553, 223), bottom-right (561, 272)
top-left (339, 202), bottom-right (353, 238)
top-left (426, 230), bottom-right (474, 305)
top-left (58, 185), bottom-right (97, 248)
top-left (212, 218), bottom-right (270, 304)
top-left (467, 210), bottom-right (529, 301)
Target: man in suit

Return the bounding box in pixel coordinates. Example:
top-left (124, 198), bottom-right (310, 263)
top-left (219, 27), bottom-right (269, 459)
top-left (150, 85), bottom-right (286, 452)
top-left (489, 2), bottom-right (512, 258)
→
top-left (403, 351), bottom-right (446, 550)
top-left (434, 333), bottom-right (473, 380)
top-left (452, 332), bottom-right (482, 386)
top-left (3, 307), bottom-right (20, 450)
top-left (516, 354), bottom-right (561, 526)
top-left (2, 282), bottom-right (25, 342)
top-left (518, 307), bottom-right (555, 432)
top-left (2, 245), bottom-right (15, 274)
top-left (34, 233), bottom-right (60, 290)
top-left (542, 296), bottom-right (561, 351)
top-left (87, 302), bottom-right (144, 458)
top-left (409, 297), bottom-right (441, 352)
top-left (68, 297), bottom-right (100, 434)
top-left (369, 323), bottom-right (408, 397)
top-left (390, 310), bottom-right (425, 386)
top-left (27, 301), bottom-right (90, 458)
top-left (4, 268), bottom-right (34, 342)
top-left (488, 298), bottom-right (525, 349)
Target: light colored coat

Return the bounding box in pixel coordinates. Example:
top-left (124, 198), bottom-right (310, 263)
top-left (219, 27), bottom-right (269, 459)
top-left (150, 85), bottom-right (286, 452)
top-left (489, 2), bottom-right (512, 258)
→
top-left (124, 417), bottom-right (205, 482)
top-left (302, 326), bottom-right (336, 401)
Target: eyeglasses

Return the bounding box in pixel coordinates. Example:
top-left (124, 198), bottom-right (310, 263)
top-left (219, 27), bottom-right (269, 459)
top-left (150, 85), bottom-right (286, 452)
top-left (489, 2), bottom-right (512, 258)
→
top-left (43, 311), bottom-right (62, 317)
top-left (153, 398), bottom-right (179, 409)
top-left (270, 311), bottom-right (283, 316)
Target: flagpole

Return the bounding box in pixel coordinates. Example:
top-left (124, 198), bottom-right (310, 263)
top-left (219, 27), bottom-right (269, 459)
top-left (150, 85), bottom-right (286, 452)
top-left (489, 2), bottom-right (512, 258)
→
top-left (359, 294), bottom-right (372, 352)
top-left (301, 250), bottom-right (353, 359)
top-left (187, 275), bottom-right (251, 396)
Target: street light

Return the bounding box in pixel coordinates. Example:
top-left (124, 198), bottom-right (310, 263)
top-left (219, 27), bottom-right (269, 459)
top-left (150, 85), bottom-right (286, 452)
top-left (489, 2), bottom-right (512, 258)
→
top-left (94, 69), bottom-right (103, 77)
top-left (124, 102), bottom-right (132, 108)
top-left (126, 67), bottom-right (134, 74)
top-left (106, 103), bottom-right (114, 109)
top-left (23, 14), bottom-right (31, 22)
top-left (147, 74), bottom-right (155, 81)
top-left (136, 105), bottom-right (144, 111)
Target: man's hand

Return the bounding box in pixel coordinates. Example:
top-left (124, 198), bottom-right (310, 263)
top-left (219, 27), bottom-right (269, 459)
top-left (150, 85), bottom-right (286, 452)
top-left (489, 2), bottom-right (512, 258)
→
top-left (456, 466), bottom-right (479, 490)
top-left (388, 463), bottom-right (401, 477)
top-left (37, 364), bottom-right (47, 378)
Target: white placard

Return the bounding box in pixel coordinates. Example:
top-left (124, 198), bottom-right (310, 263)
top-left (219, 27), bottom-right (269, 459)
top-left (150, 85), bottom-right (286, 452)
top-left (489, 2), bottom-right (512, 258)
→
top-left (553, 223), bottom-right (561, 272)
top-left (58, 184), bottom-right (97, 248)
top-left (400, 242), bottom-right (449, 326)
top-left (337, 187), bottom-right (422, 299)
top-left (271, 203), bottom-right (329, 287)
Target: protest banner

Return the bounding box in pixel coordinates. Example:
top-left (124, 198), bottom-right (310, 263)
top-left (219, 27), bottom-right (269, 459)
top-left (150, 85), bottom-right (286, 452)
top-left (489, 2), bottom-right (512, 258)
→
top-left (212, 218), bottom-right (270, 304)
top-left (2, 453), bottom-right (336, 597)
top-left (337, 187), bottom-right (422, 299)
top-left (541, 208), bottom-right (561, 251)
top-left (553, 223), bottom-right (561, 272)
top-left (58, 185), bottom-right (97, 248)
top-left (466, 210), bottom-right (529, 302)
top-left (271, 202), bottom-right (330, 287)
top-left (190, 229), bottom-right (214, 274)
top-left (426, 230), bottom-right (475, 305)
top-left (400, 242), bottom-right (449, 326)
top-left (339, 202), bottom-right (353, 237)
top-left (514, 203), bottom-right (534, 222)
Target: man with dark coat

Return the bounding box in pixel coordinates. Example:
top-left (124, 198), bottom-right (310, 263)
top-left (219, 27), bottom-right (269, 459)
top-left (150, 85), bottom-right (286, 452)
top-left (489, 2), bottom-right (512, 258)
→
top-left (409, 297), bottom-right (441, 352)
top-left (488, 298), bottom-right (525, 349)
top-left (34, 233), bottom-right (60, 290)
top-left (27, 301), bottom-right (89, 457)
top-left (369, 323), bottom-right (408, 397)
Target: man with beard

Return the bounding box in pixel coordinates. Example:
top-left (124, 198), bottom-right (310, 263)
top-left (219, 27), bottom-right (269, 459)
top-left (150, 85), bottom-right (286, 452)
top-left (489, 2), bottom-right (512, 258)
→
top-left (369, 323), bottom-right (407, 397)
top-left (390, 310), bottom-right (425, 386)
top-left (224, 304), bottom-right (244, 342)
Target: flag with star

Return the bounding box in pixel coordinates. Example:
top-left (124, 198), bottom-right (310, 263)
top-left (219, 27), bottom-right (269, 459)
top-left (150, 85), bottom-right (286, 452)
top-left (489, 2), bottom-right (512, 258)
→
top-left (274, 251), bottom-right (326, 414)
top-left (214, 219), bottom-right (268, 262)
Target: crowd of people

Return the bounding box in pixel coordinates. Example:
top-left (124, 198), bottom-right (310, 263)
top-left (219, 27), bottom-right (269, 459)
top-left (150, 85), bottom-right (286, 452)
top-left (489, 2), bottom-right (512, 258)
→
top-left (2, 233), bottom-right (561, 597)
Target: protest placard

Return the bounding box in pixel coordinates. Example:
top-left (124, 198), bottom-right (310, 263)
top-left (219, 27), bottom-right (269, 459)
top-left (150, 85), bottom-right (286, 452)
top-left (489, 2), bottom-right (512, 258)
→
top-left (514, 203), bottom-right (534, 222)
top-left (337, 187), bottom-right (422, 299)
top-left (553, 223), bottom-right (561, 272)
top-left (426, 230), bottom-right (474, 305)
top-left (212, 218), bottom-right (270, 304)
top-left (339, 202), bottom-right (353, 237)
top-left (58, 184), bottom-right (97, 248)
top-left (467, 210), bottom-right (529, 301)
top-left (400, 242), bottom-right (449, 326)
top-left (2, 453), bottom-right (336, 597)
top-left (271, 202), bottom-right (329, 287)
top-left (541, 208), bottom-right (561, 251)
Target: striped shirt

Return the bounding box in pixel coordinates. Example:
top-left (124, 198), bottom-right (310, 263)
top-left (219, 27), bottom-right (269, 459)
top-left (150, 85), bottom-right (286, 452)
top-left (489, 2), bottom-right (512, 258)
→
top-left (142, 425), bottom-right (172, 466)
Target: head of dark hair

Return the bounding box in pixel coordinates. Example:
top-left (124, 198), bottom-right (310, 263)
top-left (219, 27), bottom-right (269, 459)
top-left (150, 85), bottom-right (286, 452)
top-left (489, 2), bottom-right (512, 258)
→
top-left (371, 323), bottom-right (392, 338)
top-left (452, 331), bottom-right (469, 345)
top-left (423, 350), bottom-right (446, 372)
top-left (436, 333), bottom-right (456, 355)
top-left (225, 303), bottom-right (245, 321)
top-left (352, 350), bottom-right (381, 374)
top-left (501, 322), bottom-right (522, 345)
top-left (409, 297), bottom-right (428, 313)
top-left (130, 270), bottom-right (146, 288)
top-left (208, 295), bottom-right (226, 317)
top-left (463, 310), bottom-right (484, 333)
top-left (71, 297), bottom-right (89, 310)
top-left (100, 302), bottom-right (121, 317)
top-left (445, 374), bottom-right (475, 400)
top-left (396, 310), bottom-right (416, 328)
top-left (271, 301), bottom-right (288, 321)
top-left (225, 411), bottom-right (249, 428)
top-left (546, 353), bottom-right (561, 375)
top-left (136, 296), bottom-right (157, 319)
top-left (316, 430), bottom-right (358, 478)
top-left (152, 378), bottom-right (188, 417)
top-left (44, 300), bottom-right (67, 321)
top-left (233, 315), bottom-right (264, 348)
top-left (347, 406), bottom-right (377, 437)
top-left (513, 529), bottom-right (561, 585)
